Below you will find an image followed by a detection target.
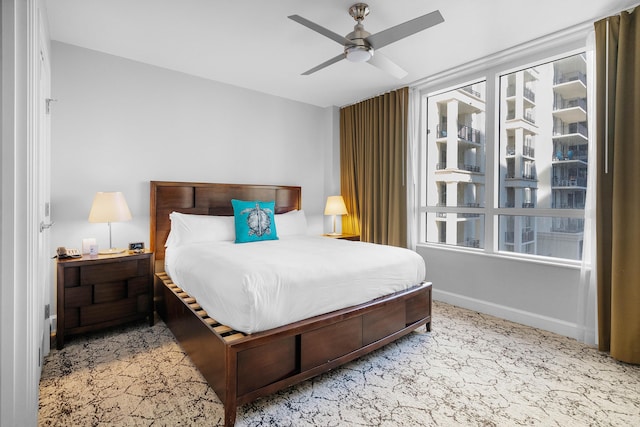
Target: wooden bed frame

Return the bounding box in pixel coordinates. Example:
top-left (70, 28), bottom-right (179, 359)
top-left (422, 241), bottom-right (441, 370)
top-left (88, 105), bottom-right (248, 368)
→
top-left (150, 181), bottom-right (432, 426)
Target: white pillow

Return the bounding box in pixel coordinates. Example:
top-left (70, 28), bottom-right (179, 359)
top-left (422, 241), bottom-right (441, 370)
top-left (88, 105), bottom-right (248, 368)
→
top-left (166, 212), bottom-right (235, 247)
top-left (274, 210), bottom-right (308, 237)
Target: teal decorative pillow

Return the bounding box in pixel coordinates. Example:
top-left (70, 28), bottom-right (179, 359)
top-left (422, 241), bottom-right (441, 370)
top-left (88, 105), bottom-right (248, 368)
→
top-left (231, 199), bottom-right (279, 243)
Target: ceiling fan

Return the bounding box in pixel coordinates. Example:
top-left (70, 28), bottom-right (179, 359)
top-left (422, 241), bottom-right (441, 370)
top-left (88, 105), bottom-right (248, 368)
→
top-left (288, 3), bottom-right (444, 79)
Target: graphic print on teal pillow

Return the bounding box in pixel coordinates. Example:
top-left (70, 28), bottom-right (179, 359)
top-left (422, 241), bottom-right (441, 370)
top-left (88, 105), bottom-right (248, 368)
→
top-left (231, 199), bottom-right (279, 243)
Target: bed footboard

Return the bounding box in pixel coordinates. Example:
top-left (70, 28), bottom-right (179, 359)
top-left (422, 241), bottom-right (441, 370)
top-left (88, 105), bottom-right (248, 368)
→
top-left (155, 273), bottom-right (432, 426)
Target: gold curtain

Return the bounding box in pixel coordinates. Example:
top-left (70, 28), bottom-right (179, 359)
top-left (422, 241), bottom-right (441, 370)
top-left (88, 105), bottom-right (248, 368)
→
top-left (340, 87), bottom-right (408, 247)
top-left (594, 10), bottom-right (640, 365)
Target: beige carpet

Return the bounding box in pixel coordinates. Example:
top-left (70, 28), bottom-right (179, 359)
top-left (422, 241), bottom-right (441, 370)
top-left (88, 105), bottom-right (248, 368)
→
top-left (39, 301), bottom-right (640, 426)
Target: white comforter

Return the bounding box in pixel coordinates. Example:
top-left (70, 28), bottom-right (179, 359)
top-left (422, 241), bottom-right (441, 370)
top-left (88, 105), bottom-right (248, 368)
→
top-left (165, 235), bottom-right (426, 334)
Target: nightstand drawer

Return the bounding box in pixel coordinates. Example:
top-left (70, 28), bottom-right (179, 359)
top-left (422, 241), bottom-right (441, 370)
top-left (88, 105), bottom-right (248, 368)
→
top-left (80, 259), bottom-right (138, 285)
top-left (81, 298), bottom-right (138, 325)
top-left (94, 281), bottom-right (127, 304)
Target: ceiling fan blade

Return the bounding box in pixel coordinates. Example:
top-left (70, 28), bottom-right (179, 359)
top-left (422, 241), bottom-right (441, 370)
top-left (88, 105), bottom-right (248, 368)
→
top-left (368, 52), bottom-right (408, 79)
top-left (366, 10), bottom-right (444, 50)
top-left (288, 15), bottom-right (355, 46)
top-left (301, 54), bottom-right (346, 76)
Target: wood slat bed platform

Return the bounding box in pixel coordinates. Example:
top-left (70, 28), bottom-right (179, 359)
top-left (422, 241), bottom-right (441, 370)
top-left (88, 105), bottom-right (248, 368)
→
top-left (156, 272), bottom-right (247, 343)
top-left (150, 181), bottom-right (432, 426)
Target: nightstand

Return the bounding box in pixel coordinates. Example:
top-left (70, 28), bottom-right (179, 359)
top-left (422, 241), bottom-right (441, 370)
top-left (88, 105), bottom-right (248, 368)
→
top-left (322, 233), bottom-right (360, 241)
top-left (56, 251), bottom-right (154, 349)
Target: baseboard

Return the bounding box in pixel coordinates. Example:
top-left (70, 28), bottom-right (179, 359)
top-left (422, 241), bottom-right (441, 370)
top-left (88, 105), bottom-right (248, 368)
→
top-left (433, 289), bottom-right (578, 339)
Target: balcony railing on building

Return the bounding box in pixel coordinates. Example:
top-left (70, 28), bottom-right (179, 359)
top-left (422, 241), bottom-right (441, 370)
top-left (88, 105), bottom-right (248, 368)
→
top-left (507, 110), bottom-right (536, 124)
top-left (551, 218), bottom-right (585, 233)
top-left (501, 200), bottom-right (535, 208)
top-left (554, 97), bottom-right (587, 111)
top-left (458, 125), bottom-right (482, 144)
top-left (505, 84), bottom-right (537, 101)
top-left (553, 177), bottom-right (587, 187)
top-left (524, 110), bottom-right (536, 124)
top-left (461, 238), bottom-right (480, 248)
top-left (552, 202), bottom-right (586, 209)
top-left (460, 204), bottom-right (481, 218)
top-left (505, 173), bottom-right (537, 181)
top-left (555, 71), bottom-right (587, 86)
top-left (459, 163), bottom-right (481, 173)
top-left (435, 124), bottom-right (483, 145)
top-left (523, 87), bottom-right (536, 102)
top-left (435, 162), bottom-right (481, 173)
top-left (553, 122), bottom-right (588, 138)
top-left (506, 146), bottom-right (535, 157)
top-left (460, 85), bottom-right (482, 99)
top-left (554, 151), bottom-right (588, 162)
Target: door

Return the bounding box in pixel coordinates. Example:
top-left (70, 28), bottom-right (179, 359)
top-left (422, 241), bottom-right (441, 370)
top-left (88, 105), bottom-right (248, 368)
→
top-left (37, 22), bottom-right (53, 373)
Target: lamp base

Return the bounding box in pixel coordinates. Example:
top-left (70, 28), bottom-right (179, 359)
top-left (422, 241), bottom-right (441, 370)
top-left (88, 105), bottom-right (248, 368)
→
top-left (326, 232), bottom-right (342, 236)
top-left (98, 247), bottom-right (127, 255)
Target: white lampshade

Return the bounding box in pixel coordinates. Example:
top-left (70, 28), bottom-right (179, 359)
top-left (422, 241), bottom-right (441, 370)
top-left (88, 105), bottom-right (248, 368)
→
top-left (88, 192), bottom-right (132, 254)
top-left (324, 196), bottom-right (348, 216)
top-left (324, 195), bottom-right (348, 235)
top-left (88, 192), bottom-right (132, 223)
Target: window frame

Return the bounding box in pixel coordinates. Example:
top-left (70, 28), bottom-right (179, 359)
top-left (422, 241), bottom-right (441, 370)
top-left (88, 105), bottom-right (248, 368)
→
top-left (415, 24), bottom-right (592, 265)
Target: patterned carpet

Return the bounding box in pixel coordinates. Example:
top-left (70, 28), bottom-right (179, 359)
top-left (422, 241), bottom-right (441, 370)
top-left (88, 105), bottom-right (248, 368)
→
top-left (39, 301), bottom-right (640, 426)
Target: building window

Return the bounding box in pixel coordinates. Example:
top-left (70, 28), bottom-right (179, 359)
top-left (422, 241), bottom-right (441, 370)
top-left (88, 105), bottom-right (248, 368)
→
top-left (420, 52), bottom-right (588, 262)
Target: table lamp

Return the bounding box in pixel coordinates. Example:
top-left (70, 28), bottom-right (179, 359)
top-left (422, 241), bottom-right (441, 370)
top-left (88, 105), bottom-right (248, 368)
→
top-left (88, 191), bottom-right (132, 254)
top-left (324, 195), bottom-right (348, 235)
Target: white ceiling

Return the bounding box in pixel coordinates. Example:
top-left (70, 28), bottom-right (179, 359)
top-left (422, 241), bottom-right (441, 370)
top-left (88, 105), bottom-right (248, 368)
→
top-left (45, 0), bottom-right (637, 108)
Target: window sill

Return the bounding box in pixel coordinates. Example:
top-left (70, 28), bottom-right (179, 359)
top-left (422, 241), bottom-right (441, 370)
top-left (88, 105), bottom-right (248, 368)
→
top-left (416, 242), bottom-right (583, 270)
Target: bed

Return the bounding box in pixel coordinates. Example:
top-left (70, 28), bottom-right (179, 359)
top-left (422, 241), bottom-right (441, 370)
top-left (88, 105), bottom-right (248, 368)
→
top-left (150, 181), bottom-right (432, 426)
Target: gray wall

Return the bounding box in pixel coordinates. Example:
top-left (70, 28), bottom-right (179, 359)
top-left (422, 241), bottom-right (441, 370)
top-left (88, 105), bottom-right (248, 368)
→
top-left (418, 246), bottom-right (582, 338)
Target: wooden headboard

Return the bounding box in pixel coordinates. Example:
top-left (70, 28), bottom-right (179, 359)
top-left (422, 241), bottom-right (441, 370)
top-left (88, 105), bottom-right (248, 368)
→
top-left (150, 181), bottom-right (302, 270)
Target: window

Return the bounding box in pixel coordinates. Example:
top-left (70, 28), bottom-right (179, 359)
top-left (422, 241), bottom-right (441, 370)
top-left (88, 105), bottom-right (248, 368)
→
top-left (420, 52), bottom-right (588, 262)
top-left (422, 82), bottom-right (486, 248)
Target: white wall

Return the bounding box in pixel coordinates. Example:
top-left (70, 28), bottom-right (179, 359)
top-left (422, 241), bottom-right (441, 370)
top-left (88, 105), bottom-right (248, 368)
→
top-left (50, 42), bottom-right (338, 319)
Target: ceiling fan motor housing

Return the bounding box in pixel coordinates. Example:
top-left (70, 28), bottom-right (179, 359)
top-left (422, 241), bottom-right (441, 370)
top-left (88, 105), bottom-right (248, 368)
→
top-left (345, 22), bottom-right (373, 62)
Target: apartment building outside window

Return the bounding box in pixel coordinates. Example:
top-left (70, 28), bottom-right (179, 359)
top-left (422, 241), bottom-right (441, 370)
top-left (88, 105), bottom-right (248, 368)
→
top-left (420, 52), bottom-right (588, 261)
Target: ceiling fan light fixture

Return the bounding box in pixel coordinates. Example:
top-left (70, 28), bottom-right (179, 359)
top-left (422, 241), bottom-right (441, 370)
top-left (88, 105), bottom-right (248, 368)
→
top-left (345, 45), bottom-right (373, 62)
